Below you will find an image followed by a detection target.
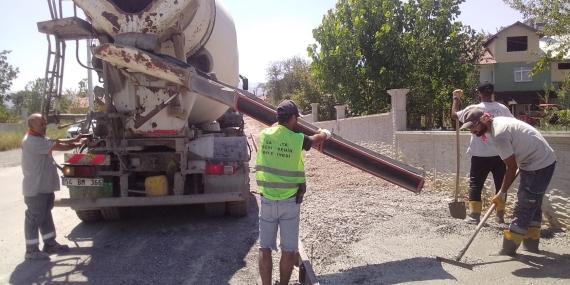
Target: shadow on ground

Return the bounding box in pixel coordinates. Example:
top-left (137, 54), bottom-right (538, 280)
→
top-left (318, 257), bottom-right (456, 285)
top-left (9, 194), bottom-right (259, 285)
top-left (511, 250), bottom-right (570, 279)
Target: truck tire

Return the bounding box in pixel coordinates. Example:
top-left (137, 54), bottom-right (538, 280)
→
top-left (75, 210), bottom-right (103, 222)
top-left (228, 197), bottom-right (249, 217)
top-left (101, 207), bottom-right (126, 221)
top-left (204, 202), bottom-right (226, 217)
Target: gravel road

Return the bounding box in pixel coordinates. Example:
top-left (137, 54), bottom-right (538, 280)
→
top-left (2, 117), bottom-right (568, 285)
top-left (0, 149), bottom-right (22, 169)
top-left (243, 116), bottom-right (570, 285)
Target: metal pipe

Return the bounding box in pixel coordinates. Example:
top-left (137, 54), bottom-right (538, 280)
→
top-left (87, 38), bottom-right (94, 112)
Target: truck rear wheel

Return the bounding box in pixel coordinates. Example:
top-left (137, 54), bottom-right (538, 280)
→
top-left (101, 207), bottom-right (126, 221)
top-left (228, 197), bottom-right (249, 217)
top-left (75, 210), bottom-right (103, 222)
top-left (204, 202), bottom-right (226, 217)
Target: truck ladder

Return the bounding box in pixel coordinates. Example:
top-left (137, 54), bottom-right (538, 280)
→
top-left (38, 0), bottom-right (95, 124)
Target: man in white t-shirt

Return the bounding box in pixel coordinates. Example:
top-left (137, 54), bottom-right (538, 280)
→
top-left (451, 81), bottom-right (514, 224)
top-left (21, 113), bottom-right (88, 260)
top-left (461, 108), bottom-right (556, 256)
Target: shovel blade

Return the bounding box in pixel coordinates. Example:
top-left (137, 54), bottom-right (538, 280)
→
top-left (436, 256), bottom-right (473, 270)
top-left (449, 202), bottom-right (466, 219)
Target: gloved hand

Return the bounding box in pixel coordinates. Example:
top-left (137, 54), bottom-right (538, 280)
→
top-left (318, 128), bottom-right (332, 140)
top-left (453, 89), bottom-right (463, 99)
top-left (492, 192), bottom-right (507, 211)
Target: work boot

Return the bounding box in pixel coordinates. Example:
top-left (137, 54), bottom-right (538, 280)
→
top-left (495, 210), bottom-right (505, 224)
top-left (497, 230), bottom-right (524, 256)
top-left (25, 249), bottom-right (50, 260)
top-left (465, 201), bottom-right (482, 224)
top-left (42, 241), bottom-right (70, 254)
top-left (521, 227), bottom-right (540, 254)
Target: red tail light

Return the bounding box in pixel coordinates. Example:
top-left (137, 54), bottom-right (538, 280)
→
top-left (63, 165), bottom-right (96, 177)
top-left (205, 165), bottom-right (235, 175)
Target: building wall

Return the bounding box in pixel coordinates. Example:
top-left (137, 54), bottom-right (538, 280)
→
top-left (491, 25), bottom-right (542, 63)
top-left (479, 65), bottom-right (494, 83)
top-left (0, 123), bottom-right (25, 133)
top-left (494, 61), bottom-right (551, 92)
top-left (551, 62), bottom-right (570, 83)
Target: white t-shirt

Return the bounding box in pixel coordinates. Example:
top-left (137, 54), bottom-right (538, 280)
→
top-left (456, 102), bottom-right (514, 157)
top-left (21, 134), bottom-right (60, 197)
top-left (491, 117), bottom-right (556, 171)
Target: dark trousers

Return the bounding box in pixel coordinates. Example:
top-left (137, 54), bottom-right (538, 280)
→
top-left (468, 156), bottom-right (506, 201)
top-left (24, 193), bottom-right (57, 251)
top-left (510, 162), bottom-right (556, 234)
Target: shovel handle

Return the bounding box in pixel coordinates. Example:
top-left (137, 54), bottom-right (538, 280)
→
top-left (455, 203), bottom-right (496, 261)
top-left (454, 169), bottom-right (520, 262)
top-left (455, 119), bottom-right (460, 202)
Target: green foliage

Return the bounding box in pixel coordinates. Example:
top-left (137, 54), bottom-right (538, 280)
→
top-left (0, 109), bottom-right (20, 123)
top-left (58, 78), bottom-right (89, 114)
top-left (0, 50), bottom-right (19, 104)
top-left (263, 56), bottom-right (337, 120)
top-left (309, 0), bottom-right (405, 117)
top-left (309, 0), bottom-right (484, 128)
top-left (0, 124), bottom-right (68, 152)
top-left (10, 78), bottom-right (45, 115)
top-left (557, 109), bottom-right (570, 126)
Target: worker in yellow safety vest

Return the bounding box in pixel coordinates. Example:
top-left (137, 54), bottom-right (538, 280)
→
top-left (256, 100), bottom-right (331, 285)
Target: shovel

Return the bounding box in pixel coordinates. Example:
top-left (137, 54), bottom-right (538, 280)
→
top-left (437, 203), bottom-right (496, 270)
top-left (439, 169), bottom-right (520, 270)
top-left (449, 119), bottom-right (466, 219)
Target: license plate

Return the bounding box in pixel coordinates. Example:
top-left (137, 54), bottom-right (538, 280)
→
top-left (61, 178), bottom-right (103, 187)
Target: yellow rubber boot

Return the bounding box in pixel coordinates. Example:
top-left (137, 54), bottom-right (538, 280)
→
top-left (498, 230), bottom-right (524, 256)
top-left (521, 227), bottom-right (540, 254)
top-left (465, 201), bottom-right (482, 224)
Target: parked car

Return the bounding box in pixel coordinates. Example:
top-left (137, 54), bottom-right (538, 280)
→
top-left (66, 120), bottom-right (95, 138)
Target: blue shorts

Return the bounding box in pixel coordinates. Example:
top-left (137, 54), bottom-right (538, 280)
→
top-left (259, 196), bottom-right (300, 252)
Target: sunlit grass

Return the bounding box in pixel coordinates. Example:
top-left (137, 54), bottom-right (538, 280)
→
top-left (0, 124), bottom-right (68, 151)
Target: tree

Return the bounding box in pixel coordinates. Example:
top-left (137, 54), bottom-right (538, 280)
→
top-left (402, 0), bottom-right (484, 129)
top-left (62, 78), bottom-right (90, 114)
top-left (503, 0), bottom-right (570, 109)
top-left (256, 83), bottom-right (267, 96)
top-left (309, 0), bottom-right (483, 128)
top-left (10, 78), bottom-right (45, 115)
top-left (77, 78), bottom-right (88, 97)
top-left (264, 56), bottom-right (336, 120)
top-left (0, 50), bottom-right (19, 104)
top-left (309, 0), bottom-right (408, 116)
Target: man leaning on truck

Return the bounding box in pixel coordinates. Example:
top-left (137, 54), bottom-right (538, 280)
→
top-left (21, 113), bottom-right (88, 260)
top-left (256, 100), bottom-right (331, 285)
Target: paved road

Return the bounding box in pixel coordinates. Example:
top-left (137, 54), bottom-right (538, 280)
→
top-left (0, 152), bottom-right (261, 285)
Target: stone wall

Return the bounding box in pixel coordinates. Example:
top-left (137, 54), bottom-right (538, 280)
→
top-left (0, 123), bottom-right (25, 133)
top-left (311, 89), bottom-right (570, 230)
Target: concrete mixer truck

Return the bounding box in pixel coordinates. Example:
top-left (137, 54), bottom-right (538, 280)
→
top-left (37, 0), bottom-right (425, 222)
top-left (38, 0), bottom-right (251, 221)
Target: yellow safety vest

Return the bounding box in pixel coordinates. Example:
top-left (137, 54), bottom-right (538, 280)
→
top-left (255, 125), bottom-right (306, 200)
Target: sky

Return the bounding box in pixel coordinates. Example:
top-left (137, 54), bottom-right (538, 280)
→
top-left (1, 0), bottom-right (524, 96)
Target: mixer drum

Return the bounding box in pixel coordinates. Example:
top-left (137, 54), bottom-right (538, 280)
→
top-left (74, 0), bottom-right (239, 130)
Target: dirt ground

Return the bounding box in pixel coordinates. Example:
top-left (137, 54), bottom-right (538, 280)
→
top-left (242, 115), bottom-right (570, 285)
top-left (1, 116), bottom-right (568, 285)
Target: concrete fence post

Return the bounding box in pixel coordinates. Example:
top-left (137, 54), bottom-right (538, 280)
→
top-left (21, 107), bottom-right (28, 122)
top-left (387, 89), bottom-right (409, 158)
top-left (334, 105), bottom-right (347, 136)
top-left (334, 105), bottom-right (347, 120)
top-left (310, 103), bottom-right (319, 122)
